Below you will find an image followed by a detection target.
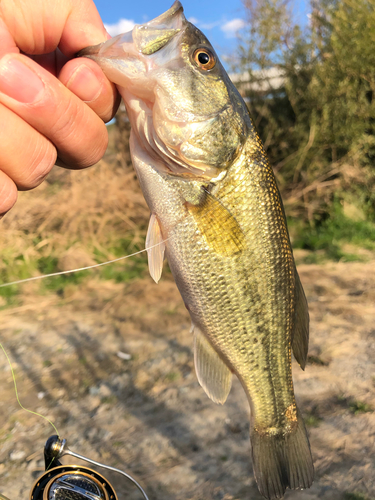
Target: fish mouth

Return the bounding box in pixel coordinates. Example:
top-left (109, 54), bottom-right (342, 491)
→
top-left (78, 2), bottom-right (228, 180)
top-left (77, 1), bottom-right (186, 86)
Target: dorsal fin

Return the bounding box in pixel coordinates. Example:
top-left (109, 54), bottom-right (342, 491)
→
top-left (186, 190), bottom-right (245, 257)
top-left (193, 325), bottom-right (232, 405)
top-left (292, 270), bottom-right (309, 370)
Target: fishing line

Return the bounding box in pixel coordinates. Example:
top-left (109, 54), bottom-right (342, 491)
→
top-left (0, 341), bottom-right (60, 437)
top-left (0, 170), bottom-right (252, 292)
top-left (0, 242), bottom-right (166, 454)
top-left (0, 240), bottom-right (169, 289)
top-left (0, 180), bottom-right (244, 458)
top-left (0, 179), bottom-right (244, 290)
top-left (0, 240), bottom-right (166, 433)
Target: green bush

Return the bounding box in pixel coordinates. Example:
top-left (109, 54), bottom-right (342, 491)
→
top-left (238, 0), bottom-right (375, 233)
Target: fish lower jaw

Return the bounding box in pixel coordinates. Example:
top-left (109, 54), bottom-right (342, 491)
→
top-left (120, 90), bottom-right (222, 180)
top-left (118, 87), bottom-right (155, 117)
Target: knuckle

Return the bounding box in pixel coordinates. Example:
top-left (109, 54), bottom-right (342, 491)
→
top-left (21, 137), bottom-right (57, 188)
top-left (90, 83), bottom-right (120, 123)
top-left (0, 175), bottom-right (18, 214)
top-left (37, 86), bottom-right (109, 169)
top-left (82, 127), bottom-right (108, 167)
top-left (50, 97), bottom-right (81, 142)
top-left (57, 110), bottom-right (108, 169)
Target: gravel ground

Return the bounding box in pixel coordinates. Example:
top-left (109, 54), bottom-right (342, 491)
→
top-left (0, 257), bottom-right (374, 500)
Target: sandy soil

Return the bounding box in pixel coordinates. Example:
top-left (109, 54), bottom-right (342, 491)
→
top-left (0, 256), bottom-right (374, 500)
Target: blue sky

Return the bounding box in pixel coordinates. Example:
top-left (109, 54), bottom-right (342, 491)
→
top-left (93, 0), bottom-right (310, 60)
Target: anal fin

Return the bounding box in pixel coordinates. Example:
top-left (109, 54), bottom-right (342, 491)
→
top-left (292, 270), bottom-right (309, 370)
top-left (146, 213), bottom-right (165, 284)
top-left (193, 325), bottom-right (232, 405)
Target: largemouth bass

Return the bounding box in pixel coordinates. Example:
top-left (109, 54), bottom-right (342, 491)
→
top-left (79, 3), bottom-right (314, 498)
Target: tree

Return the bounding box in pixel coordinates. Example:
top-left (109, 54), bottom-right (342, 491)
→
top-left (237, 0), bottom-right (375, 223)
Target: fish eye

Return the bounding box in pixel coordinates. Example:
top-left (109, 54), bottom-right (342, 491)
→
top-left (193, 48), bottom-right (216, 70)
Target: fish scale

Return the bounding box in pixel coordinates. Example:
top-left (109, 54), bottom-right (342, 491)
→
top-left (165, 156), bottom-right (296, 428)
top-left (80, 2), bottom-right (313, 498)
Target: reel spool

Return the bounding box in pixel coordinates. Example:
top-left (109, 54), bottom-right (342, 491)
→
top-left (29, 436), bottom-right (149, 500)
top-left (30, 465), bottom-right (117, 500)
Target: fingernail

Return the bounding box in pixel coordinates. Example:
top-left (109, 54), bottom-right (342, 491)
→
top-left (0, 57), bottom-right (44, 103)
top-left (67, 65), bottom-right (102, 102)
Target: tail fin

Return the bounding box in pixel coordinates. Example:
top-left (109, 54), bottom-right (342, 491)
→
top-left (250, 408), bottom-right (314, 499)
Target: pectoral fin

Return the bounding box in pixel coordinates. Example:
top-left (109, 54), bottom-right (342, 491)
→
top-left (146, 213), bottom-right (165, 283)
top-left (193, 325), bottom-right (232, 404)
top-left (292, 270), bottom-right (309, 370)
top-left (187, 191), bottom-right (245, 257)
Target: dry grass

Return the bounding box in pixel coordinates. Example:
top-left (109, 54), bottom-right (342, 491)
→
top-left (1, 120), bottom-right (373, 291)
top-left (0, 148), bottom-right (149, 288)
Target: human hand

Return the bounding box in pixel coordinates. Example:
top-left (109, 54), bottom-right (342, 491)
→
top-left (0, 0), bottom-right (120, 215)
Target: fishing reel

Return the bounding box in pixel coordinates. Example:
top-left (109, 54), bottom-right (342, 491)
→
top-left (3, 436), bottom-right (149, 500)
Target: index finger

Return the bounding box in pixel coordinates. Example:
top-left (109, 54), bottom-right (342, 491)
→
top-left (0, 0), bottom-right (109, 57)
